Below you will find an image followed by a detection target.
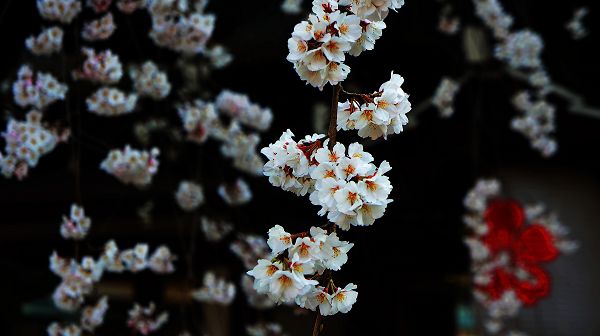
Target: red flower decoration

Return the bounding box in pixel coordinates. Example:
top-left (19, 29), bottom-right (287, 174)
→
top-left (479, 199), bottom-right (558, 306)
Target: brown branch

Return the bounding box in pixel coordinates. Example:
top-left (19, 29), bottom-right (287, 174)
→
top-left (312, 311), bottom-right (323, 336)
top-left (328, 84), bottom-right (341, 149)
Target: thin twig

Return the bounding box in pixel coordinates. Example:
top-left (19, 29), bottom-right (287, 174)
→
top-left (311, 311), bottom-right (323, 336)
top-left (328, 84), bottom-right (341, 149)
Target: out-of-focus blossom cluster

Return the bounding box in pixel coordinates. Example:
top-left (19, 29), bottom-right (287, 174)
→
top-left (201, 216), bottom-right (233, 242)
top-left (177, 91), bottom-right (272, 176)
top-left (50, 252), bottom-right (104, 311)
top-left (205, 44), bottom-right (233, 69)
top-left (134, 118), bottom-right (170, 145)
top-left (241, 275), bottom-right (277, 309)
top-left (566, 7), bottom-right (588, 40)
top-left (337, 72), bottom-right (411, 139)
top-left (473, 0), bottom-right (513, 39)
top-left (101, 241), bottom-right (177, 274)
top-left (246, 322), bottom-right (287, 336)
top-left (494, 30), bottom-right (543, 69)
top-left (230, 234), bottom-right (270, 270)
top-left (60, 204), bottom-right (92, 240)
top-left (80, 296), bottom-right (109, 332)
top-left (287, 0), bottom-right (405, 88)
top-left (463, 179), bottom-right (578, 335)
top-left (82, 13), bottom-right (117, 41)
top-left (147, 0), bottom-right (215, 54)
top-left (191, 272), bottom-right (236, 305)
top-left (47, 323), bottom-right (82, 336)
top-left (100, 146), bottom-right (159, 187)
top-left (511, 91), bottom-right (557, 157)
top-left (175, 180), bottom-right (205, 211)
top-left (215, 90), bottom-right (273, 131)
top-left (1, 111), bottom-right (67, 180)
top-left (282, 0), bottom-right (303, 14)
top-left (73, 48), bottom-right (123, 84)
top-left (129, 61), bottom-right (171, 100)
top-left (127, 302), bottom-right (169, 335)
top-left (86, 87), bottom-right (138, 116)
top-left (13, 66), bottom-right (67, 110)
top-left (247, 226), bottom-right (357, 315)
top-left (432, 77), bottom-right (460, 118)
top-left (177, 99), bottom-right (217, 144)
top-left (37, 0), bottom-right (82, 24)
top-left (26, 27), bottom-right (63, 55)
top-left (218, 178), bottom-right (253, 206)
top-left (262, 131), bottom-right (393, 230)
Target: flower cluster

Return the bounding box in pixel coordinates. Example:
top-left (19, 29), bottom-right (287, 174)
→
top-left (37, 0), bottom-right (82, 23)
top-left (432, 77), bottom-right (460, 118)
top-left (262, 130), bottom-right (392, 230)
top-left (148, 1), bottom-right (215, 54)
top-left (127, 302), bottom-right (169, 335)
top-left (247, 226), bottom-right (357, 315)
top-left (205, 44), bottom-right (233, 69)
top-left (494, 30), bottom-right (544, 69)
top-left (230, 234), bottom-right (270, 270)
top-left (100, 241), bottom-right (177, 273)
top-left (82, 13), bottom-right (117, 41)
top-left (60, 204), bottom-right (92, 240)
top-left (337, 72), bottom-right (412, 139)
top-left (287, 0), bottom-right (404, 88)
top-left (215, 90), bottom-right (273, 131)
top-left (80, 296), bottom-right (109, 332)
top-left (241, 275), bottom-right (277, 309)
top-left (463, 179), bottom-right (578, 335)
top-left (50, 253), bottom-right (104, 311)
top-left (218, 178), bottom-right (253, 206)
top-left (25, 27), bottom-right (63, 55)
top-left (47, 323), bottom-right (82, 336)
top-left (201, 216), bottom-right (233, 242)
top-left (566, 7), bottom-right (588, 40)
top-left (511, 91), bottom-right (557, 157)
top-left (212, 121), bottom-right (265, 176)
top-left (473, 0), bottom-right (513, 39)
top-left (86, 87), bottom-right (138, 116)
top-left (13, 65), bottom-right (68, 110)
top-left (1, 111), bottom-right (66, 180)
top-left (177, 99), bottom-right (217, 144)
top-left (129, 61), bottom-right (171, 100)
top-left (100, 146), bottom-right (159, 187)
top-left (175, 180), bottom-right (205, 211)
top-left (191, 272), bottom-right (236, 305)
top-left (73, 48), bottom-right (123, 84)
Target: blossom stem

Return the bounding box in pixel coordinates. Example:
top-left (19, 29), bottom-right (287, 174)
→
top-left (328, 84), bottom-right (341, 149)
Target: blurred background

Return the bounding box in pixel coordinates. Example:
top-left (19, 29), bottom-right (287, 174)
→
top-left (1, 0), bottom-right (600, 335)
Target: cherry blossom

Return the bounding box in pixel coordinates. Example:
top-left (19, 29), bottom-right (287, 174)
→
top-left (127, 302), bottom-right (169, 335)
top-left (72, 48), bottom-right (123, 84)
top-left (218, 178), bottom-right (253, 206)
top-left (25, 27), bottom-right (63, 55)
top-left (566, 7), bottom-right (588, 40)
top-left (432, 77), bottom-right (460, 118)
top-left (13, 66), bottom-right (67, 110)
top-left (37, 0), bottom-right (82, 23)
top-left (60, 204), bottom-right (92, 240)
top-left (82, 13), bottom-right (117, 41)
top-left (201, 216), bottom-right (234, 242)
top-left (47, 323), bottom-right (82, 336)
top-left (80, 296), bottom-right (109, 332)
top-left (175, 180), bottom-right (205, 211)
top-left (129, 61), bottom-right (171, 100)
top-left (191, 272), bottom-right (236, 305)
top-left (100, 146), bottom-right (159, 187)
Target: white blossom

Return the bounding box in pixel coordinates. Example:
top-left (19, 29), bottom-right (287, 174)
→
top-left (100, 146), bottom-right (159, 187)
top-left (25, 27), bottom-right (63, 55)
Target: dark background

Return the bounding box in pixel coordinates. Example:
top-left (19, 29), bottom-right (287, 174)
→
top-left (1, 0), bottom-right (600, 335)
